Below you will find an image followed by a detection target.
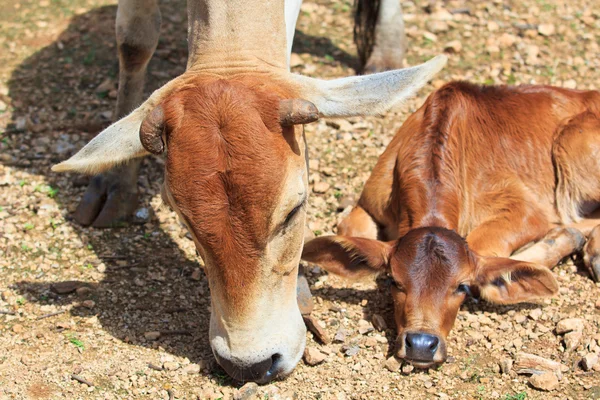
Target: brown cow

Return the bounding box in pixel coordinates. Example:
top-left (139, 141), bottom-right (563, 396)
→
top-left (51, 0), bottom-right (446, 383)
top-left (303, 81), bottom-right (600, 368)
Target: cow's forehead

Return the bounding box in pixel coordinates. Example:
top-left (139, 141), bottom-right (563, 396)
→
top-left (165, 78), bottom-right (299, 231)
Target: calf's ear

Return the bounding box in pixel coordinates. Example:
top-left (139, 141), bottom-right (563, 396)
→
top-left (474, 256), bottom-right (559, 305)
top-left (290, 55), bottom-right (446, 118)
top-left (302, 236), bottom-right (393, 280)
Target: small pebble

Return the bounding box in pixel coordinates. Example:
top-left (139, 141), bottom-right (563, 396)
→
top-left (144, 331), bottom-right (161, 341)
top-left (529, 372), bottom-right (559, 391)
top-left (556, 318), bottom-right (584, 334)
top-left (384, 357), bottom-right (401, 372)
top-left (182, 364), bottom-right (200, 374)
top-left (499, 358), bottom-right (513, 374)
top-left (81, 300), bottom-right (95, 309)
top-left (372, 314), bottom-right (387, 332)
top-left (162, 361), bottom-right (179, 371)
top-left (233, 382), bottom-right (258, 400)
top-left (581, 353), bottom-right (598, 371)
top-left (303, 347), bottom-right (327, 366)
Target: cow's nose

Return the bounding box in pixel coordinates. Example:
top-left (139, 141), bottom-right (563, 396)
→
top-left (404, 332), bottom-right (440, 362)
top-left (214, 353), bottom-right (282, 383)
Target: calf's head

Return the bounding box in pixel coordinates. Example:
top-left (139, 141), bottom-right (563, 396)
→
top-left (302, 227), bottom-right (558, 368)
top-left (51, 55), bottom-right (446, 382)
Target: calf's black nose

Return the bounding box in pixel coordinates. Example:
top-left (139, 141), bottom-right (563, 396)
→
top-left (405, 332), bottom-right (440, 362)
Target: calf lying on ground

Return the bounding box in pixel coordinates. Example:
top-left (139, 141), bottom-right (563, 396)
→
top-left (303, 81), bottom-right (600, 368)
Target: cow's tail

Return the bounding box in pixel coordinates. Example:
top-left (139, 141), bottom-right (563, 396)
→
top-left (353, 0), bottom-right (381, 73)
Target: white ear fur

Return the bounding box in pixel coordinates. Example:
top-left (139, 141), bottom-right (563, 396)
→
top-left (291, 55), bottom-right (447, 118)
top-left (51, 76), bottom-right (187, 175)
top-left (51, 108), bottom-right (150, 174)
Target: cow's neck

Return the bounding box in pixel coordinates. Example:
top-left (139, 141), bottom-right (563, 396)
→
top-left (186, 0), bottom-right (289, 74)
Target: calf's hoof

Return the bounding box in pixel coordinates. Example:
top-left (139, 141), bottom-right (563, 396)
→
top-left (297, 266), bottom-right (330, 343)
top-left (296, 266), bottom-right (314, 315)
top-left (583, 225), bottom-right (600, 282)
top-left (584, 256), bottom-right (600, 282)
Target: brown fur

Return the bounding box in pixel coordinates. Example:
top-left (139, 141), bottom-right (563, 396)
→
top-left (161, 75), bottom-right (301, 310)
top-left (303, 81), bottom-right (600, 366)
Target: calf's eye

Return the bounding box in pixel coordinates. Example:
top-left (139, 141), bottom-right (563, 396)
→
top-left (392, 280), bottom-right (405, 292)
top-left (455, 283), bottom-right (471, 296)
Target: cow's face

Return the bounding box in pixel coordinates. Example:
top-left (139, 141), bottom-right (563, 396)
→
top-left (155, 76), bottom-right (311, 382)
top-left (302, 227), bottom-right (558, 368)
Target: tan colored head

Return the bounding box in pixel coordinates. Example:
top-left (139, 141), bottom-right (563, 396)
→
top-left (302, 227), bottom-right (558, 368)
top-left (51, 55), bottom-right (447, 382)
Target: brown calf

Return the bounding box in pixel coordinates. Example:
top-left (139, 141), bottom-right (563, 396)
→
top-left (303, 81), bottom-right (600, 368)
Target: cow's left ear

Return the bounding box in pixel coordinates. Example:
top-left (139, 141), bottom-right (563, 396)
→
top-left (290, 55), bottom-right (446, 118)
top-left (474, 255), bottom-right (558, 305)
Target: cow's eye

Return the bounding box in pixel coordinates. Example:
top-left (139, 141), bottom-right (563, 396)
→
top-left (455, 283), bottom-right (471, 296)
top-left (284, 202), bottom-right (304, 227)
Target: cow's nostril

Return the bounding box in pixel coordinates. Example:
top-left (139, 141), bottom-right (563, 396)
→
top-left (263, 353), bottom-right (283, 381)
top-left (271, 353), bottom-right (282, 365)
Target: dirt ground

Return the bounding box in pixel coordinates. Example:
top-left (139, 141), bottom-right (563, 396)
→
top-left (1, 0), bottom-right (600, 399)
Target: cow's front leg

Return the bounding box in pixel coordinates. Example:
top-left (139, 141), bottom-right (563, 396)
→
top-left (356, 0), bottom-right (407, 74)
top-left (75, 0), bottom-right (161, 227)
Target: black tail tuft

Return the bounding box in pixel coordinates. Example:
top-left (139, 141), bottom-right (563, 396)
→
top-left (353, 0), bottom-right (381, 73)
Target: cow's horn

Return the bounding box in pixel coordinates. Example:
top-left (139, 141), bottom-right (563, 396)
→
top-left (279, 99), bottom-right (319, 126)
top-left (139, 105), bottom-right (165, 154)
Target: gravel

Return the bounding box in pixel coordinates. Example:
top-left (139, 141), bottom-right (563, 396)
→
top-left (1, 0), bottom-right (599, 398)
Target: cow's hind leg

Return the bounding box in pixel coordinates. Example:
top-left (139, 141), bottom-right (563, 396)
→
top-left (75, 0), bottom-right (161, 227)
top-left (354, 0), bottom-right (407, 74)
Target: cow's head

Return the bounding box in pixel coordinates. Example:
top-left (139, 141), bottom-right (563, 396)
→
top-left (51, 56), bottom-right (446, 382)
top-left (302, 227), bottom-right (558, 368)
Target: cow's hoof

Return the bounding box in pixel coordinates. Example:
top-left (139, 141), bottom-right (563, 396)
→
top-left (74, 173), bottom-right (139, 228)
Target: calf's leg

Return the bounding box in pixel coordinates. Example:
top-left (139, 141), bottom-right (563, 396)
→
top-left (75, 0), bottom-right (161, 227)
top-left (466, 199), bottom-right (550, 258)
top-left (510, 227), bottom-right (585, 267)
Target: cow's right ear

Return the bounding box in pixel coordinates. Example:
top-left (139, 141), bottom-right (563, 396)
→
top-left (302, 236), bottom-right (394, 280)
top-left (51, 75), bottom-right (187, 175)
